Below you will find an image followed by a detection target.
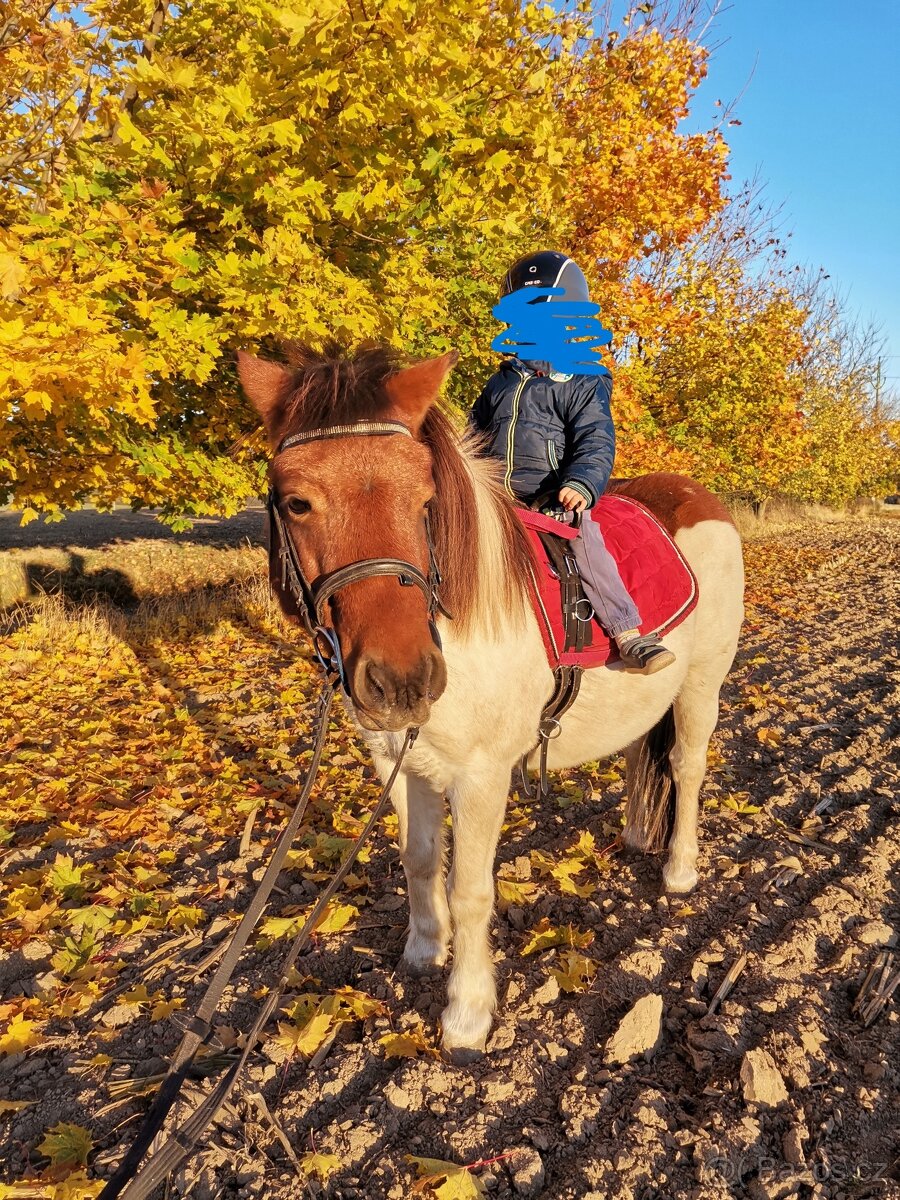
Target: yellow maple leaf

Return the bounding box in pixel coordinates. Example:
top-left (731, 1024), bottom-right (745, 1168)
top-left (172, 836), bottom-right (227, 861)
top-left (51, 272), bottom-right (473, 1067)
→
top-left (379, 1022), bottom-right (440, 1060)
top-left (332, 987), bottom-right (385, 1019)
top-left (312, 902), bottom-right (358, 935)
top-left (0, 1014), bottom-right (42, 1057)
top-left (550, 950), bottom-right (597, 993)
top-left (496, 879), bottom-right (539, 906)
top-left (150, 998), bottom-right (185, 1021)
top-left (52, 1170), bottom-right (105, 1199)
top-left (553, 866), bottom-right (596, 899)
top-left (521, 918), bottom-right (594, 956)
top-left (407, 1155), bottom-right (487, 1197)
top-left (121, 986), bottom-right (155, 1008)
top-left (756, 726), bottom-right (782, 747)
top-left (0, 252), bottom-right (27, 299)
top-left (298, 1150), bottom-right (340, 1182)
top-left (271, 1012), bottom-right (333, 1059)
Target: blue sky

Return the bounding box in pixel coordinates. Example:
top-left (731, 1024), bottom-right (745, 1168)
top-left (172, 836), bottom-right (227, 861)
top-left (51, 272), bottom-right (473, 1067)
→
top-left (690, 1), bottom-right (900, 389)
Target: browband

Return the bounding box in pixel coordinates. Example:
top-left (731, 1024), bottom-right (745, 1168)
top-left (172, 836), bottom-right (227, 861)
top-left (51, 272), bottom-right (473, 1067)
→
top-left (276, 421), bottom-right (412, 456)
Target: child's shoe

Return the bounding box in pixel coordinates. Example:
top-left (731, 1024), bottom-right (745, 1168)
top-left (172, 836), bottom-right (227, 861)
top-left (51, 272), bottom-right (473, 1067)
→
top-left (616, 631), bottom-right (676, 674)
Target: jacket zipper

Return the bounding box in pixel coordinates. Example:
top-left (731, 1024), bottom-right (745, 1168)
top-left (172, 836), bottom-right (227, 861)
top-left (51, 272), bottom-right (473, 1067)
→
top-left (547, 439), bottom-right (559, 471)
top-left (504, 369), bottom-right (528, 497)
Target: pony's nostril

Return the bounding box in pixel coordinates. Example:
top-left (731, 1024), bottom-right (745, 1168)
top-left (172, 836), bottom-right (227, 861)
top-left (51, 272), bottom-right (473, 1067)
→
top-left (365, 661), bottom-right (388, 705)
top-left (428, 650), bottom-right (448, 703)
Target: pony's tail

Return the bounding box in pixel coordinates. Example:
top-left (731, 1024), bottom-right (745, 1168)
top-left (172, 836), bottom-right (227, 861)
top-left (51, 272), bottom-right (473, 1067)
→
top-left (627, 707), bottom-right (677, 853)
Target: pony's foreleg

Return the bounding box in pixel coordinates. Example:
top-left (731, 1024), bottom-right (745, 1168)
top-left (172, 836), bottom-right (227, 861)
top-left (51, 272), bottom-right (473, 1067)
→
top-left (381, 765), bottom-right (451, 972)
top-left (441, 766), bottom-right (509, 1060)
top-left (664, 685), bottom-right (721, 893)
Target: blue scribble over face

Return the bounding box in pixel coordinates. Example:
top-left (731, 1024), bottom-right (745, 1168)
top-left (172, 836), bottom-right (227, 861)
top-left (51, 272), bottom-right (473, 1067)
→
top-left (490, 287), bottom-right (612, 376)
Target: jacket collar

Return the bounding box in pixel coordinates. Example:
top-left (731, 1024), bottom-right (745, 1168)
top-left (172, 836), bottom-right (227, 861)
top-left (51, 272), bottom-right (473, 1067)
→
top-left (505, 357), bottom-right (573, 382)
top-left (510, 356), bottom-right (550, 375)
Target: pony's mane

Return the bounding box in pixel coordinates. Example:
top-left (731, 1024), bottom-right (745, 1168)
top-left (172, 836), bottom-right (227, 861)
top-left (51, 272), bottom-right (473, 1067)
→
top-left (280, 341), bottom-right (401, 431)
top-left (276, 342), bottom-right (534, 632)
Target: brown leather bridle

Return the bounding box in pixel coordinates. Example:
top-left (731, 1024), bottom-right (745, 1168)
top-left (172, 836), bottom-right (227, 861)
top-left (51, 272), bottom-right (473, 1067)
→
top-left (266, 419), bottom-right (451, 686)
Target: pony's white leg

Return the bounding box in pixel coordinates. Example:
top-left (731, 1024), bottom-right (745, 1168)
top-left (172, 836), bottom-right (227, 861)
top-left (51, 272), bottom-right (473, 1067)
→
top-left (382, 766), bottom-right (450, 971)
top-left (441, 767), bottom-right (509, 1058)
top-left (664, 685), bottom-right (720, 893)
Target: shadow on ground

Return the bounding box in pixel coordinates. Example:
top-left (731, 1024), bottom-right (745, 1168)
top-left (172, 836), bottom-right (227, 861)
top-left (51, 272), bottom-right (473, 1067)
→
top-left (0, 503), bottom-right (267, 552)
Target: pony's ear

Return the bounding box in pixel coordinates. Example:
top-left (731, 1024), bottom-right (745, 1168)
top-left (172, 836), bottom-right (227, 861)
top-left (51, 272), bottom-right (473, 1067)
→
top-left (384, 350), bottom-right (459, 433)
top-left (237, 351), bottom-right (296, 441)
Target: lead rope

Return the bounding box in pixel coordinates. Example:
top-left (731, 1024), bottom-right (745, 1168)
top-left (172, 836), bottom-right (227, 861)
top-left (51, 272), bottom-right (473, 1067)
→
top-left (99, 678), bottom-right (418, 1200)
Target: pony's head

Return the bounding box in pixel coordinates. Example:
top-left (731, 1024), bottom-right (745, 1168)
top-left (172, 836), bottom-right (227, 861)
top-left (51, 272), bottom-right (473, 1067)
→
top-left (238, 342), bottom-right (462, 732)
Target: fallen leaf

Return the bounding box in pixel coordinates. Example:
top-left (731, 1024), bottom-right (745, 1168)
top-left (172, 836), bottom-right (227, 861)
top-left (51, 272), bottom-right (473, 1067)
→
top-left (38, 1122), bottom-right (93, 1169)
top-left (0, 1014), bottom-right (42, 1057)
top-left (756, 727), bottom-right (782, 748)
top-left (521, 918), bottom-right (593, 956)
top-left (313, 902), bottom-right (357, 935)
top-left (298, 1150), bottom-right (340, 1182)
top-left (120, 986), bottom-right (155, 1008)
top-left (271, 1011), bottom-right (333, 1059)
top-left (150, 997), bottom-right (185, 1021)
top-left (496, 879), bottom-right (539, 906)
top-left (379, 1022), bottom-right (440, 1060)
top-left (550, 950), bottom-right (597, 993)
top-left (408, 1154), bottom-right (487, 1197)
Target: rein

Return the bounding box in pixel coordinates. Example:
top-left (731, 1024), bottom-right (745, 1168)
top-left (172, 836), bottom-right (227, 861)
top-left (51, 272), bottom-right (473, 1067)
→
top-left (267, 419), bottom-right (451, 686)
top-left (98, 417), bottom-right (446, 1200)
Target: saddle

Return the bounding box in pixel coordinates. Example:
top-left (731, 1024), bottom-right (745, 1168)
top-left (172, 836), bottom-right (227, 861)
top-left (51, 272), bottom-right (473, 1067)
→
top-left (517, 495), bottom-right (699, 670)
top-left (515, 495), bottom-right (699, 798)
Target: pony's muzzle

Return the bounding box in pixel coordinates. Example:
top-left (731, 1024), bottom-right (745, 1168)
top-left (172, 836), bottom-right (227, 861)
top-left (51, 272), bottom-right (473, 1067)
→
top-left (351, 650), bottom-right (447, 731)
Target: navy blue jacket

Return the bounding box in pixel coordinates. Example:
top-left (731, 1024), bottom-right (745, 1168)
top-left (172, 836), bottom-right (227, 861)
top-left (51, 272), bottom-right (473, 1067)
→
top-left (469, 358), bottom-right (615, 508)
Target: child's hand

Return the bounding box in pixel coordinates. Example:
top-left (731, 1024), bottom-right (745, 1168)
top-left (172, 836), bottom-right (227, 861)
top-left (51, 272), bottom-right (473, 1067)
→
top-left (558, 486), bottom-right (588, 513)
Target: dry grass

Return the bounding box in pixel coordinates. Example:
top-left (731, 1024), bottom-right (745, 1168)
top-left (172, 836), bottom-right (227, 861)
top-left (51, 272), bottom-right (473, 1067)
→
top-left (727, 497), bottom-right (872, 540)
top-left (1, 543), bottom-right (280, 654)
top-left (0, 539), bottom-right (265, 610)
top-left (3, 580), bottom-right (283, 657)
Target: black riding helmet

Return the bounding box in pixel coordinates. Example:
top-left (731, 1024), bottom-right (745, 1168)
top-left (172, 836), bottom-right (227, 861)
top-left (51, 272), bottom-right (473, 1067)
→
top-left (501, 251), bottom-right (591, 303)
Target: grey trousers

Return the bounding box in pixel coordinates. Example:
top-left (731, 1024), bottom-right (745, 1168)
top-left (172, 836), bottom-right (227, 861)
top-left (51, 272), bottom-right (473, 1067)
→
top-left (557, 510), bottom-right (642, 638)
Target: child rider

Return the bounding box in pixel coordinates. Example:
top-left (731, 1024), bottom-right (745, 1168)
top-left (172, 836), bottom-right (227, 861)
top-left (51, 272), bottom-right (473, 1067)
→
top-left (469, 250), bottom-right (676, 674)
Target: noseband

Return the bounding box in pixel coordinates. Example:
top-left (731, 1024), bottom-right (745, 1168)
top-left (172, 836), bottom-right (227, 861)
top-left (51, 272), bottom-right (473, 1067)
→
top-left (266, 419), bottom-right (451, 687)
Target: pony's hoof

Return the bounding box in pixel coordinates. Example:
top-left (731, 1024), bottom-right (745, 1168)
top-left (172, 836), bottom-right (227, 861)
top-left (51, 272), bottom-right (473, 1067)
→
top-left (663, 861), bottom-right (698, 893)
top-left (401, 932), bottom-right (449, 976)
top-left (400, 955), bottom-right (445, 979)
top-left (440, 1001), bottom-right (493, 1060)
top-left (443, 1045), bottom-right (484, 1067)
top-left (622, 825), bottom-right (651, 853)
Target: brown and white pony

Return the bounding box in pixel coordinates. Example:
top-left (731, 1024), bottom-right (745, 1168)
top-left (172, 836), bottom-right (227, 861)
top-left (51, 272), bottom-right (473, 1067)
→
top-left (237, 343), bottom-right (744, 1060)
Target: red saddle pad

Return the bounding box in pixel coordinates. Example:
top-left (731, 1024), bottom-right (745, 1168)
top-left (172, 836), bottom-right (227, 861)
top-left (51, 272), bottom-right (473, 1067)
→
top-left (517, 496), bottom-right (699, 669)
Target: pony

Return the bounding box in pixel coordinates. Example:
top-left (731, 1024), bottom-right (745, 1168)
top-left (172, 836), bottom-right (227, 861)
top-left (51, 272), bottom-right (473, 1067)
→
top-left (237, 343), bottom-right (744, 1061)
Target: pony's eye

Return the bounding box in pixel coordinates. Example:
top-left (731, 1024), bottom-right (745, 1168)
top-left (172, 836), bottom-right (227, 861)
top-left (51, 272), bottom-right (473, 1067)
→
top-left (287, 497), bottom-right (311, 516)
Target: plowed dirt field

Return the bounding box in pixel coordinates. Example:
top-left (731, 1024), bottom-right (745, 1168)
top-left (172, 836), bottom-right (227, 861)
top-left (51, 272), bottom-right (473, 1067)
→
top-left (1, 513), bottom-right (898, 1200)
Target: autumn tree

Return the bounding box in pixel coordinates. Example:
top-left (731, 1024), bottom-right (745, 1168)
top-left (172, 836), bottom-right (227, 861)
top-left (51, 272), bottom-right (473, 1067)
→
top-left (2, 0), bottom-right (895, 521)
top-left (782, 283), bottom-right (899, 505)
top-left (560, 5), bottom-right (742, 481)
top-left (1, 0), bottom-right (587, 523)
